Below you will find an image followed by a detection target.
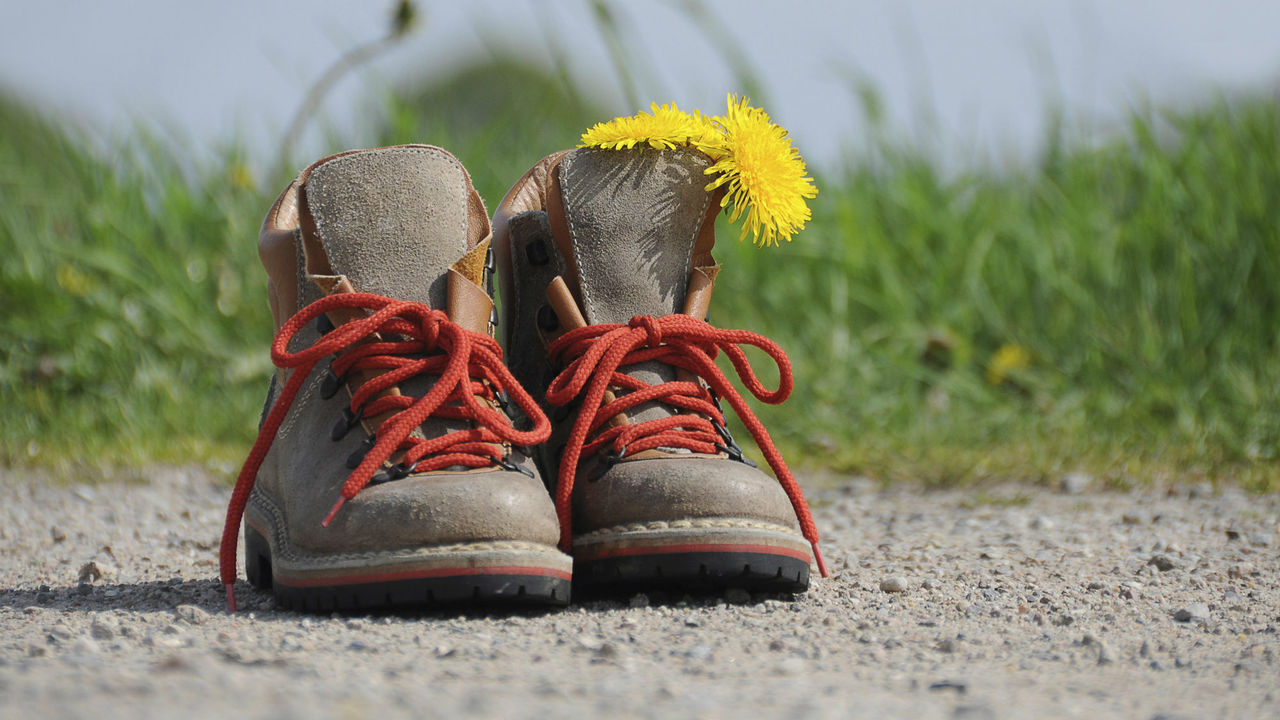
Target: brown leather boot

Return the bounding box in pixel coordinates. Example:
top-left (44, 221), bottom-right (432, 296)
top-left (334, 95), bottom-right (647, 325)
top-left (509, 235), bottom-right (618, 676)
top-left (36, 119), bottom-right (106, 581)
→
top-left (219, 145), bottom-right (571, 612)
top-left (493, 145), bottom-right (826, 594)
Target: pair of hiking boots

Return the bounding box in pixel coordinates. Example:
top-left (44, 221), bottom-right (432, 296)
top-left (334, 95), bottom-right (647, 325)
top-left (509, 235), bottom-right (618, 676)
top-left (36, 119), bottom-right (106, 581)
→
top-left (219, 143), bottom-right (825, 612)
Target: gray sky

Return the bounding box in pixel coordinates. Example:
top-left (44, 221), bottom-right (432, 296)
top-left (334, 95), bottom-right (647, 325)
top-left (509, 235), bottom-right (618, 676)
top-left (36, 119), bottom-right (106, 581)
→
top-left (2, 1), bottom-right (1278, 172)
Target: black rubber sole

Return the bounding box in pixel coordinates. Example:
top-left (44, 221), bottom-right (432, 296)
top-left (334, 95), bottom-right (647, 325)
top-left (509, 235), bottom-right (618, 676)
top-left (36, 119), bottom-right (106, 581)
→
top-left (574, 550), bottom-right (810, 595)
top-left (245, 526), bottom-right (570, 612)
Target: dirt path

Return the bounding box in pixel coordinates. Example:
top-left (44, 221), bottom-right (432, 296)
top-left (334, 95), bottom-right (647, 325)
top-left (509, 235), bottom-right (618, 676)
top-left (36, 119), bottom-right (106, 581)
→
top-left (1, 467), bottom-right (1276, 719)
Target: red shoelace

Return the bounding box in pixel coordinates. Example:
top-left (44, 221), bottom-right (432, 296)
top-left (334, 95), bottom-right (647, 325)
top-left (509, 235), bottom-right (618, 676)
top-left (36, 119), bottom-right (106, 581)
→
top-left (219, 292), bottom-right (551, 611)
top-left (545, 314), bottom-right (827, 577)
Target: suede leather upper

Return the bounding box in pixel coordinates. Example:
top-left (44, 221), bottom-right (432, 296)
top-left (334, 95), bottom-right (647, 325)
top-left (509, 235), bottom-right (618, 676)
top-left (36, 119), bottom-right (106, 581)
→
top-left (250, 145), bottom-right (563, 557)
top-left (494, 146), bottom-right (804, 538)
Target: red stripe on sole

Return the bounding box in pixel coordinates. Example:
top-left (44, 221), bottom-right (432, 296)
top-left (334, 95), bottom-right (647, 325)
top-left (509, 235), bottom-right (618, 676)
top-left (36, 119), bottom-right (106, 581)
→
top-left (275, 564), bottom-right (572, 589)
top-left (575, 542), bottom-right (811, 563)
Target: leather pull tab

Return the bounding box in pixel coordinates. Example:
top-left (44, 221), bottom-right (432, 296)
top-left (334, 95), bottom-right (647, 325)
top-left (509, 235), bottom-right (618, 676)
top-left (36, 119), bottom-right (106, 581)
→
top-left (446, 268), bottom-right (495, 335)
top-left (682, 266), bottom-right (717, 320)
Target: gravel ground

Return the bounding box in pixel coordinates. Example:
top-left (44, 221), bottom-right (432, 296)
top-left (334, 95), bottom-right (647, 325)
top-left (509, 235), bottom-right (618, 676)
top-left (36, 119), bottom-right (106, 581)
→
top-left (1, 466), bottom-right (1277, 720)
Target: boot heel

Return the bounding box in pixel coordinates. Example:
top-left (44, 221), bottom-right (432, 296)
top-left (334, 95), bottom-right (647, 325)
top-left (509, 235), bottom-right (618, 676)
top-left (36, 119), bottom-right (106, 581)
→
top-left (244, 525), bottom-right (274, 590)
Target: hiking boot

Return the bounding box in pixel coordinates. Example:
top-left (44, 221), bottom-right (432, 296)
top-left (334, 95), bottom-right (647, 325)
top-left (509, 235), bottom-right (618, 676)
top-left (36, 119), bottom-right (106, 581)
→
top-left (219, 145), bottom-right (571, 612)
top-left (493, 144), bottom-right (826, 594)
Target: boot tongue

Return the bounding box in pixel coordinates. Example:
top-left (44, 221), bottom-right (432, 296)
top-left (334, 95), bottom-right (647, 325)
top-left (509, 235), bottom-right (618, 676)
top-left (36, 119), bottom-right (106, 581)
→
top-left (299, 146), bottom-right (471, 310)
top-left (551, 146), bottom-right (713, 325)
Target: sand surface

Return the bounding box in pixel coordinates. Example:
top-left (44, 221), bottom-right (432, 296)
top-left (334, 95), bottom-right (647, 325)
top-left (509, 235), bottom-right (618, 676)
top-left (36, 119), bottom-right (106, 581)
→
top-left (1, 467), bottom-right (1276, 719)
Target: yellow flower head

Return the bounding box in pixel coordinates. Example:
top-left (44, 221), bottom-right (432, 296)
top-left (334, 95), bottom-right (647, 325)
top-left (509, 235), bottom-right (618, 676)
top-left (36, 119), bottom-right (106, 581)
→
top-left (705, 95), bottom-right (818, 247)
top-left (986, 344), bottom-right (1032, 386)
top-left (580, 102), bottom-right (721, 153)
top-left (578, 95), bottom-right (817, 247)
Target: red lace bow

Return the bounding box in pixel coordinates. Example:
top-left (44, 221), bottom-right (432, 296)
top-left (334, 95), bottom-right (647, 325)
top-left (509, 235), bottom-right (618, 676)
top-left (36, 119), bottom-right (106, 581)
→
top-left (545, 314), bottom-right (827, 577)
top-left (219, 292), bottom-right (551, 611)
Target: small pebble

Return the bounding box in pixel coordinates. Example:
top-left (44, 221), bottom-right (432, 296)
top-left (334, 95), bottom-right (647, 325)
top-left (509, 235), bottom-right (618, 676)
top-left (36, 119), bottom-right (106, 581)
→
top-left (880, 576), bottom-right (908, 593)
top-left (1173, 603), bottom-right (1210, 623)
top-left (1097, 642), bottom-right (1115, 665)
top-left (174, 605), bottom-right (211, 626)
top-left (628, 593), bottom-right (650, 609)
top-left (89, 618), bottom-right (116, 640)
top-left (77, 561), bottom-right (102, 584)
top-left (1148, 555), bottom-right (1177, 572)
top-left (576, 634), bottom-right (604, 652)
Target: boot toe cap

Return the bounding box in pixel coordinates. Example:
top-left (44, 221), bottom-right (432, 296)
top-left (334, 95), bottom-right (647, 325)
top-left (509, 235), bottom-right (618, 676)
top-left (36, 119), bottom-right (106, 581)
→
top-left (295, 469), bottom-right (561, 553)
top-left (573, 455), bottom-right (799, 533)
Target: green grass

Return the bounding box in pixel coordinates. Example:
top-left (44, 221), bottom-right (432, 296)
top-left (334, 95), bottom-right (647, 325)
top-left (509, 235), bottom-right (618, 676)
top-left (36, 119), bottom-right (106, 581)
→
top-left (2, 69), bottom-right (1277, 491)
top-left (716, 93), bottom-right (1280, 491)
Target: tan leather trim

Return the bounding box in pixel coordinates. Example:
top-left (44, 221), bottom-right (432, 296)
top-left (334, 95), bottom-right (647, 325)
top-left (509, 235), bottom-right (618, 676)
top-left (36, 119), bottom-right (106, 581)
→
top-left (544, 160), bottom-right (582, 302)
top-left (453, 236), bottom-right (490, 287)
top-left (465, 178), bottom-right (490, 252)
top-left (446, 268), bottom-right (494, 335)
top-left (690, 186), bottom-right (726, 270)
top-left (677, 265), bottom-right (718, 389)
top-left (494, 150), bottom-right (568, 217)
top-left (492, 150), bottom-right (570, 323)
top-left (543, 275), bottom-right (585, 344)
top-left (259, 181), bottom-right (302, 332)
top-left (682, 265), bottom-right (717, 319)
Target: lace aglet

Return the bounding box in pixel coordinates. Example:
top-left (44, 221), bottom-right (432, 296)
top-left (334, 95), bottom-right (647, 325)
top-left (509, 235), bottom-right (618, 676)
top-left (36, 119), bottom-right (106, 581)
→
top-left (321, 496), bottom-right (347, 528)
top-left (812, 541), bottom-right (829, 578)
top-left (225, 583), bottom-right (237, 613)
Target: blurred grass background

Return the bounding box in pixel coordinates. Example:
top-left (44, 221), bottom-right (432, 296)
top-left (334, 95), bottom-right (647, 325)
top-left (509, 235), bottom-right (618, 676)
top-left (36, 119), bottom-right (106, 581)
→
top-left (1, 16), bottom-right (1277, 490)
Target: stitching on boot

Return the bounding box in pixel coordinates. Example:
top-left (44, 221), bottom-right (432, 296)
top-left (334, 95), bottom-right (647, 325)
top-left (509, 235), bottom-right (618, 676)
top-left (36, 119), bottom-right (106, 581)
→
top-left (675, 149), bottom-right (712, 294)
top-left (573, 517), bottom-right (804, 540)
top-left (277, 366), bottom-right (321, 440)
top-left (560, 154), bottom-right (598, 320)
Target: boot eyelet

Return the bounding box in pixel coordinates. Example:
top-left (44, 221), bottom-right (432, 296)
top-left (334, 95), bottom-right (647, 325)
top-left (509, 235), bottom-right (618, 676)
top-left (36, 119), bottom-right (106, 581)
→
top-left (329, 406), bottom-right (363, 442)
top-left (369, 459), bottom-right (418, 485)
top-left (536, 304), bottom-right (559, 332)
top-left (524, 237), bottom-right (549, 266)
top-left (345, 435), bottom-right (376, 469)
top-left (496, 454), bottom-right (535, 478)
top-left (319, 367), bottom-right (343, 400)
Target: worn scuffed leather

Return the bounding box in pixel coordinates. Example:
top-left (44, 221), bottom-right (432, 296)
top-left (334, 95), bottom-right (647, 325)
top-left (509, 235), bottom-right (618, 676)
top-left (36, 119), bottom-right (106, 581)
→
top-left (251, 145), bottom-right (563, 562)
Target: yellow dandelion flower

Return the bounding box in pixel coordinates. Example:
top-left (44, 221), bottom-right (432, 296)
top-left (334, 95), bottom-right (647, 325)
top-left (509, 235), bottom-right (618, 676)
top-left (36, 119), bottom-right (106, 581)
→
top-left (986, 344), bottom-right (1032, 386)
top-left (704, 95), bottom-right (817, 247)
top-left (580, 102), bottom-right (722, 153)
top-left (55, 263), bottom-right (94, 297)
top-left (229, 161), bottom-right (256, 191)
